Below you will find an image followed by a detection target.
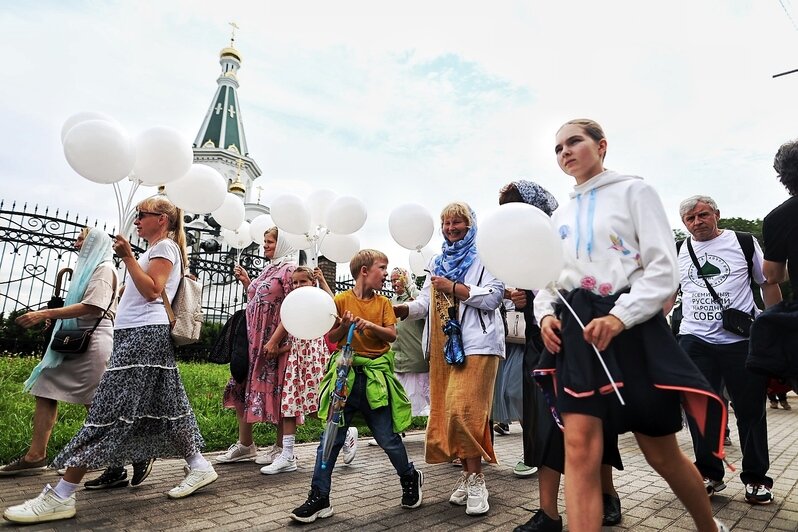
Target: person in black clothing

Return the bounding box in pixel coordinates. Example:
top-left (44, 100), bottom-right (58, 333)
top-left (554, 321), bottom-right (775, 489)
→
top-left (764, 140), bottom-right (798, 298)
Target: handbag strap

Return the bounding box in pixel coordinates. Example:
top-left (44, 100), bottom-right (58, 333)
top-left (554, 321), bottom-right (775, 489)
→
top-left (685, 238), bottom-right (725, 310)
top-left (86, 295), bottom-right (115, 336)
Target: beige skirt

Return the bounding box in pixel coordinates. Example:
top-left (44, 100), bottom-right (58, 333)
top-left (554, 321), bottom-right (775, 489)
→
top-left (30, 325), bottom-right (112, 405)
top-left (425, 287), bottom-right (499, 464)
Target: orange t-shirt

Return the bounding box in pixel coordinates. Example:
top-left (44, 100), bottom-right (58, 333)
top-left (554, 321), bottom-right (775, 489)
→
top-left (334, 289), bottom-right (397, 358)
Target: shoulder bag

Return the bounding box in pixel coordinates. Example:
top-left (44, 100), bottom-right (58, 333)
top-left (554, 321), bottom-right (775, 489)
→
top-left (50, 296), bottom-right (115, 356)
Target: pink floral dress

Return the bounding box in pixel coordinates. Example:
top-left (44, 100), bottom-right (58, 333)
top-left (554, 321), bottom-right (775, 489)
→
top-left (223, 261), bottom-right (295, 423)
top-left (280, 335), bottom-right (329, 423)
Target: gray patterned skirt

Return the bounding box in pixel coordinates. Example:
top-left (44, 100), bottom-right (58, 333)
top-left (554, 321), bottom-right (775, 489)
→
top-left (52, 325), bottom-right (204, 469)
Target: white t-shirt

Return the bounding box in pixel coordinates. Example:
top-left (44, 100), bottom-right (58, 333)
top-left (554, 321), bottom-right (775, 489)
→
top-left (677, 230), bottom-right (765, 344)
top-left (115, 239), bottom-right (183, 329)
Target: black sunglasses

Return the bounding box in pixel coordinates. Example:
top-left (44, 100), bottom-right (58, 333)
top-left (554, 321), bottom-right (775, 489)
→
top-left (135, 210), bottom-right (163, 220)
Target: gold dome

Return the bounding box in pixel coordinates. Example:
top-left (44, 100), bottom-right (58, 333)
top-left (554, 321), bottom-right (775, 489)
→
top-left (220, 46), bottom-right (242, 62)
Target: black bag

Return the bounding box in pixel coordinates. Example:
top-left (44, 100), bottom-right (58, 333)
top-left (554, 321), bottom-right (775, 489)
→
top-left (722, 307), bottom-right (755, 338)
top-left (210, 309), bottom-right (248, 367)
top-left (50, 329), bottom-right (93, 354)
top-left (49, 296), bottom-right (115, 356)
top-left (686, 238), bottom-right (755, 338)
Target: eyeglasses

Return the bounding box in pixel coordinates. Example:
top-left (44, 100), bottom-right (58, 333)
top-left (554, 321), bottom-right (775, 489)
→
top-left (135, 210), bottom-right (163, 220)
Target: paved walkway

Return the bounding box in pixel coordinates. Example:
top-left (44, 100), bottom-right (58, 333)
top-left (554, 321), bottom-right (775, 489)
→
top-left (2, 399), bottom-right (797, 531)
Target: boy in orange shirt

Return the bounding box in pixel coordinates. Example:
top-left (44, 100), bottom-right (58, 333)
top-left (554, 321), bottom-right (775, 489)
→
top-left (290, 249), bottom-right (422, 523)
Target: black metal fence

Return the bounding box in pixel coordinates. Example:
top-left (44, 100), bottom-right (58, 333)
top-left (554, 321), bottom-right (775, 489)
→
top-left (0, 200), bottom-right (392, 358)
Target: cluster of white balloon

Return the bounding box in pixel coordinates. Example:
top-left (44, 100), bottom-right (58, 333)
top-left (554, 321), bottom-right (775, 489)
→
top-left (61, 112), bottom-right (245, 237)
top-left (387, 203), bottom-right (436, 276)
top-left (269, 189), bottom-right (368, 266)
top-left (276, 190), bottom-right (368, 341)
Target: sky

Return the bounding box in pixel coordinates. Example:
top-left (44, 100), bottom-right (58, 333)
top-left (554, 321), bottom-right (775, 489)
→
top-left (2, 0), bottom-right (798, 278)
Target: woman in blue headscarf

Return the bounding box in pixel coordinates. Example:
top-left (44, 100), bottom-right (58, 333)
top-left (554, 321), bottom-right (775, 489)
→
top-left (0, 227), bottom-right (117, 476)
top-left (395, 201), bottom-right (505, 517)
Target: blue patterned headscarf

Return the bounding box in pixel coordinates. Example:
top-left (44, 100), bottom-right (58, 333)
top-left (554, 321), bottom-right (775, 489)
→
top-left (433, 206), bottom-right (478, 282)
top-left (513, 180), bottom-right (559, 216)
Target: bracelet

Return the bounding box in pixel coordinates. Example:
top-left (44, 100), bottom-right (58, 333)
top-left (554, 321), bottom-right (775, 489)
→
top-left (452, 281), bottom-right (458, 296)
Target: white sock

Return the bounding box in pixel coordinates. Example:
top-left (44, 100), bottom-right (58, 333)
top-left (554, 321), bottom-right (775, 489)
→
top-left (53, 479), bottom-right (79, 500)
top-left (186, 452), bottom-right (212, 471)
top-left (281, 435), bottom-right (295, 459)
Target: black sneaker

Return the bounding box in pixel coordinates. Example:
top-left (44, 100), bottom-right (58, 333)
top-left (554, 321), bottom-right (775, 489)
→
top-left (513, 509), bottom-right (563, 532)
top-left (602, 493), bottom-right (622, 526)
top-left (84, 467), bottom-right (129, 489)
top-left (289, 488), bottom-right (333, 523)
top-left (400, 469), bottom-right (424, 509)
top-left (493, 423), bottom-right (510, 435)
top-left (131, 459), bottom-right (155, 487)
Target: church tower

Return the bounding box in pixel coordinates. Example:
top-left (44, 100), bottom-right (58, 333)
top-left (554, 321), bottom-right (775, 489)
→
top-left (193, 25), bottom-right (262, 204)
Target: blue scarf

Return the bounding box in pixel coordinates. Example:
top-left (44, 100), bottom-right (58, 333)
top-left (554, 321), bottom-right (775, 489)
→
top-left (433, 211), bottom-right (478, 282)
top-left (24, 228), bottom-right (114, 392)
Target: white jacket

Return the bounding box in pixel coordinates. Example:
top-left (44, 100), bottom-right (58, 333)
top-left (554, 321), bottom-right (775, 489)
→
top-left (534, 170), bottom-right (678, 329)
top-left (406, 255), bottom-right (506, 358)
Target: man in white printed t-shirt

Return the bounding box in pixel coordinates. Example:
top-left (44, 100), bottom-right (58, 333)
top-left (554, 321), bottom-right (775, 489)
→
top-left (675, 195), bottom-right (782, 506)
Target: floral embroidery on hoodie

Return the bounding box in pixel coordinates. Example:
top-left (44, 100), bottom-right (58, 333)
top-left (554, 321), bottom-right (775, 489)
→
top-left (580, 276), bottom-right (597, 290)
top-left (598, 282), bottom-right (613, 296)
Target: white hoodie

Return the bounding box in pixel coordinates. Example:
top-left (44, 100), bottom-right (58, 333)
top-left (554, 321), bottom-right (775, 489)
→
top-left (533, 170), bottom-right (678, 329)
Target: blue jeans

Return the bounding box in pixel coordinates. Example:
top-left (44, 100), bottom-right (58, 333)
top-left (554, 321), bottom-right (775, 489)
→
top-left (679, 334), bottom-right (772, 487)
top-left (311, 368), bottom-right (415, 495)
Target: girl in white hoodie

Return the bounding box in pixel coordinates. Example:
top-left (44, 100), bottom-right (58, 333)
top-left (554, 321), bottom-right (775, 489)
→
top-left (534, 119), bottom-right (727, 532)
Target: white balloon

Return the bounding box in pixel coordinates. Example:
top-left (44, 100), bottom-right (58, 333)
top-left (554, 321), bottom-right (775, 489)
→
top-left (476, 203), bottom-right (564, 290)
top-left (304, 189), bottom-right (338, 227)
top-left (221, 221), bottom-right (253, 249)
top-left (60, 111), bottom-right (117, 144)
top-left (409, 247), bottom-right (435, 277)
top-left (282, 232), bottom-right (314, 251)
top-left (325, 195), bottom-right (367, 234)
top-left (319, 233), bottom-right (360, 263)
top-left (389, 203), bottom-right (435, 250)
top-left (62, 120), bottom-right (135, 184)
top-left (165, 164), bottom-right (226, 213)
top-left (249, 214), bottom-right (274, 242)
top-left (212, 193), bottom-right (246, 230)
top-left (280, 286), bottom-right (337, 340)
top-left (270, 194), bottom-right (311, 235)
top-left (133, 126), bottom-right (193, 186)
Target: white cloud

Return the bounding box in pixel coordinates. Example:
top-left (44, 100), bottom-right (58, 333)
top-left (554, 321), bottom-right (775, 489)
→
top-left (2, 0), bottom-right (798, 277)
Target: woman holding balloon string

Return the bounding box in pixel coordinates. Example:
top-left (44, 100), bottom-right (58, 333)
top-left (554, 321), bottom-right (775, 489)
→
top-left (219, 226), bottom-right (297, 470)
top-left (3, 197), bottom-right (216, 525)
top-left (394, 202), bottom-right (505, 517)
top-left (532, 119), bottom-right (728, 532)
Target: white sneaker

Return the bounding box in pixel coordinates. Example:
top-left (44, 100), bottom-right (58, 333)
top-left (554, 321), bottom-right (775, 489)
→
top-left (714, 518), bottom-right (730, 532)
top-left (449, 472), bottom-right (469, 506)
top-left (367, 439), bottom-right (380, 447)
top-left (167, 466), bottom-right (218, 499)
top-left (260, 455), bottom-right (297, 475)
top-left (342, 427), bottom-right (358, 464)
top-left (2, 484), bottom-right (76, 523)
top-left (255, 445), bottom-right (283, 465)
top-left (216, 442), bottom-right (257, 463)
top-left (466, 473), bottom-right (489, 516)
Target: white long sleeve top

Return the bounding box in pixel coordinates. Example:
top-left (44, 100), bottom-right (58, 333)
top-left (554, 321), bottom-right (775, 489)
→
top-left (533, 170), bottom-right (678, 329)
top-left (406, 255), bottom-right (506, 358)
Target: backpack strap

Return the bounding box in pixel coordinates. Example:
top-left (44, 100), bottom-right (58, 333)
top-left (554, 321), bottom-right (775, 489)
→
top-left (733, 231), bottom-right (755, 282)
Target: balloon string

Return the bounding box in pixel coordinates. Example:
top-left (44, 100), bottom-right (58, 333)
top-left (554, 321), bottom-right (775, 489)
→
top-left (113, 182), bottom-right (124, 235)
top-left (552, 284), bottom-right (625, 406)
